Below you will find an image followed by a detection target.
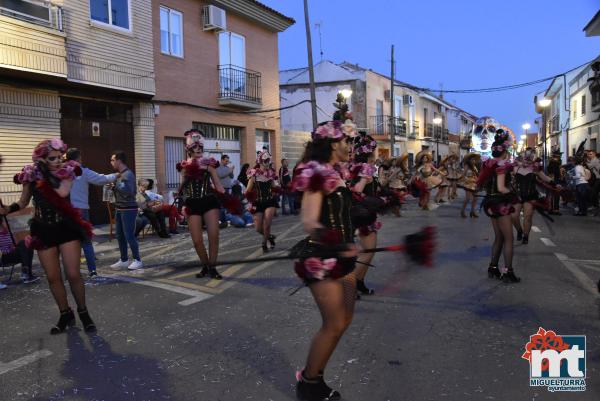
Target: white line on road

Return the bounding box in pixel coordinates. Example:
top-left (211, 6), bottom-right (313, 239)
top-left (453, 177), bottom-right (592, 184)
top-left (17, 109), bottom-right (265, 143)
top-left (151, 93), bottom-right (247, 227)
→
top-left (0, 350), bottom-right (53, 375)
top-left (531, 226), bottom-right (541, 233)
top-left (554, 253), bottom-right (599, 298)
top-left (102, 273), bottom-right (213, 306)
top-left (540, 238), bottom-right (556, 247)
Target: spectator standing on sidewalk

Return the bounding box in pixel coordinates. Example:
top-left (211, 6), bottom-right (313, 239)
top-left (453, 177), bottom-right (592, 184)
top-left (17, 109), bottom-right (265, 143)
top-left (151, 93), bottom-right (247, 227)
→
top-left (66, 148), bottom-right (117, 278)
top-left (109, 151), bottom-right (143, 270)
top-left (585, 150), bottom-right (600, 209)
top-left (573, 157), bottom-right (590, 216)
top-left (216, 154), bottom-right (235, 194)
top-left (278, 158), bottom-right (296, 215)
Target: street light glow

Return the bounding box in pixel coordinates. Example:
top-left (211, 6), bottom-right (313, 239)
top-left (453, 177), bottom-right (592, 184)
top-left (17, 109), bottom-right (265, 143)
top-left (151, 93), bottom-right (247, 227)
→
top-left (433, 117), bottom-right (442, 125)
top-left (521, 135), bottom-right (527, 141)
top-left (538, 98), bottom-right (551, 108)
top-left (339, 89), bottom-right (353, 99)
top-left (522, 123), bottom-right (531, 130)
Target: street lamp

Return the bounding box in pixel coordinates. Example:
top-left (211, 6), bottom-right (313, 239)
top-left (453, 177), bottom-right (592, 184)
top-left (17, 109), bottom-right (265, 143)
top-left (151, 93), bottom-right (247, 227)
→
top-left (339, 89), bottom-right (353, 100)
top-left (537, 98), bottom-right (551, 108)
top-left (537, 100), bottom-right (552, 171)
top-left (433, 117), bottom-right (443, 164)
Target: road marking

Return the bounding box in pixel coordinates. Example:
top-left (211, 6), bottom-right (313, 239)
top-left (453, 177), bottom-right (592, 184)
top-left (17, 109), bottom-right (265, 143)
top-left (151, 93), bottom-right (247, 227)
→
top-left (531, 226), bottom-right (541, 233)
top-left (168, 222), bottom-right (303, 283)
top-left (102, 273), bottom-right (213, 306)
top-left (554, 253), bottom-right (599, 298)
top-left (0, 350), bottom-right (53, 375)
top-left (540, 238), bottom-right (556, 247)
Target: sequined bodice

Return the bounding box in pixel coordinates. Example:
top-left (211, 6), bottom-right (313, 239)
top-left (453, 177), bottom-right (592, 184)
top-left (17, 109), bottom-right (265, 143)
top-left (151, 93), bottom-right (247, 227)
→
top-left (182, 173), bottom-right (212, 199)
top-left (256, 180), bottom-right (273, 202)
top-left (485, 170), bottom-right (513, 196)
top-left (320, 186), bottom-right (354, 243)
top-left (32, 183), bottom-right (63, 223)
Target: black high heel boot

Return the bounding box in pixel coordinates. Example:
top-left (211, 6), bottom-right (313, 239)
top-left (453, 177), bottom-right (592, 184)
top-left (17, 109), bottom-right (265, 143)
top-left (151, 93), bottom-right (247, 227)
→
top-left (516, 230), bottom-right (523, 241)
top-left (50, 308), bottom-right (75, 335)
top-left (207, 266), bottom-right (222, 280)
top-left (501, 268), bottom-right (521, 283)
top-left (77, 307), bottom-right (97, 333)
top-left (356, 279), bottom-right (375, 295)
top-left (487, 265), bottom-right (501, 279)
top-left (268, 234), bottom-right (276, 248)
top-left (195, 265), bottom-right (209, 278)
top-left (296, 371), bottom-right (341, 401)
top-left (522, 235), bottom-right (529, 245)
top-left (262, 241), bottom-right (269, 253)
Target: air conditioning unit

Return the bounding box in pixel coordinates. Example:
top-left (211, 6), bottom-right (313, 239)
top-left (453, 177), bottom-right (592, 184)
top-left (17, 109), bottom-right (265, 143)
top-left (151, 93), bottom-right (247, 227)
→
top-left (403, 95), bottom-right (414, 105)
top-left (384, 90), bottom-right (391, 102)
top-left (203, 5), bottom-right (226, 31)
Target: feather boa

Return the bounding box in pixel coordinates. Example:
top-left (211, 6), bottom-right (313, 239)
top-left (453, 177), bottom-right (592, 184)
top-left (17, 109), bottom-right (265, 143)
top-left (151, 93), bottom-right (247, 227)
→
top-left (14, 161), bottom-right (82, 184)
top-left (247, 166), bottom-right (277, 181)
top-left (27, 179), bottom-right (93, 246)
top-left (176, 158), bottom-right (218, 179)
top-left (292, 162), bottom-right (342, 193)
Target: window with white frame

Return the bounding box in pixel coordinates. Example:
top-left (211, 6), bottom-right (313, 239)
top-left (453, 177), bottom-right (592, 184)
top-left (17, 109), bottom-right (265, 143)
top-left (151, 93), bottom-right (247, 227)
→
top-left (160, 6), bottom-right (183, 57)
top-left (581, 95), bottom-right (586, 116)
top-left (90, 0), bottom-right (130, 30)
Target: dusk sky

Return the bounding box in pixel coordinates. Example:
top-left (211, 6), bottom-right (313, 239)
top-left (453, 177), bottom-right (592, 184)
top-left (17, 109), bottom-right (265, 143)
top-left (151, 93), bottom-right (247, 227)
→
top-left (261, 0), bottom-right (600, 135)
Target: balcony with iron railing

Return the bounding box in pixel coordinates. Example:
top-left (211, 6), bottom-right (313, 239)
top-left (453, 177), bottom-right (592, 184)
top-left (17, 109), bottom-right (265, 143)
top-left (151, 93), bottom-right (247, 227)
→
top-left (408, 121), bottom-right (419, 139)
top-left (368, 115), bottom-right (407, 139)
top-left (218, 65), bottom-right (262, 109)
top-left (551, 115), bottom-right (560, 134)
top-left (424, 124), bottom-right (448, 143)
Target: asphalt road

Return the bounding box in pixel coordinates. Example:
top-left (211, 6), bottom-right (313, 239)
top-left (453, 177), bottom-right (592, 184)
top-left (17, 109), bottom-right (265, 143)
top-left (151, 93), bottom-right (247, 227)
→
top-left (1, 197), bottom-right (599, 401)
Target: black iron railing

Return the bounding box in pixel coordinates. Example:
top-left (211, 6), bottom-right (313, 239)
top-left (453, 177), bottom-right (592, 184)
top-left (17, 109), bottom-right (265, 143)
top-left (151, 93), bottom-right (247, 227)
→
top-left (409, 121), bottom-right (419, 139)
top-left (551, 115), bottom-right (560, 133)
top-left (368, 115), bottom-right (407, 137)
top-left (218, 64), bottom-right (262, 104)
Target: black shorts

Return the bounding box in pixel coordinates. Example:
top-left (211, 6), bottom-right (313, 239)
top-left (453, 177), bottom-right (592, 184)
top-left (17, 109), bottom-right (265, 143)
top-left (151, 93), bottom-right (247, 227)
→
top-left (29, 219), bottom-right (86, 250)
top-left (184, 195), bottom-right (221, 216)
top-left (254, 198), bottom-right (277, 214)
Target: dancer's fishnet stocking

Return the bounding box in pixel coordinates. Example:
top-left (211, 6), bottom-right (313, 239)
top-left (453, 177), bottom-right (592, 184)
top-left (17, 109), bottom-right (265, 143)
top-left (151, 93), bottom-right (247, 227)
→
top-left (304, 274), bottom-right (356, 378)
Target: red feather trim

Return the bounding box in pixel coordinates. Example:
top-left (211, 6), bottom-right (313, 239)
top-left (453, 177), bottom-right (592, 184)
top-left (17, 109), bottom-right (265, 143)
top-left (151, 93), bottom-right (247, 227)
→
top-left (404, 226), bottom-right (436, 267)
top-left (216, 192), bottom-right (242, 215)
top-left (246, 190), bottom-right (257, 203)
top-left (36, 180), bottom-right (93, 239)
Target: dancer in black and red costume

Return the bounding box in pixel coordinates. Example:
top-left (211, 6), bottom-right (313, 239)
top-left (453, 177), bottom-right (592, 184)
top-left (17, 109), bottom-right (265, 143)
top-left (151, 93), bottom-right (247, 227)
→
top-left (2, 139), bottom-right (96, 334)
top-left (177, 129), bottom-right (225, 280)
top-left (349, 131), bottom-right (380, 296)
top-left (477, 130), bottom-right (521, 283)
top-left (511, 147), bottom-right (554, 245)
top-left (246, 150), bottom-right (279, 252)
top-left (292, 119), bottom-right (358, 401)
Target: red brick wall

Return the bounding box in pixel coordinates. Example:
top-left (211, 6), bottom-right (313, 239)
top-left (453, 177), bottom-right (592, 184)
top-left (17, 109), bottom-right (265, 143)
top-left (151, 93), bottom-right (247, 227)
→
top-left (152, 0), bottom-right (282, 193)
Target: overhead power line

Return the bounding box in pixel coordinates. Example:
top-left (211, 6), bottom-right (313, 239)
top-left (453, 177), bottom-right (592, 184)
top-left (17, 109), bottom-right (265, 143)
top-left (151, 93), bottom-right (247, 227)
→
top-left (395, 59), bottom-right (594, 94)
top-left (153, 99), bottom-right (312, 115)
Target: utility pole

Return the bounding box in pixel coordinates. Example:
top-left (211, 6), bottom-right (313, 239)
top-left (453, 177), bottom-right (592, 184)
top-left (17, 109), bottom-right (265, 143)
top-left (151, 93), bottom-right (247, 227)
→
top-left (303, 0), bottom-right (318, 128)
top-left (390, 45), bottom-right (395, 157)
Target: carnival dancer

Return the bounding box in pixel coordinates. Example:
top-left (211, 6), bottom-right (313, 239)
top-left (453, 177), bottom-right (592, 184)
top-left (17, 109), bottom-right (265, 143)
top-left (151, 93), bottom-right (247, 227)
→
top-left (458, 152), bottom-right (481, 218)
top-left (546, 150), bottom-right (564, 215)
top-left (292, 120), bottom-right (358, 401)
top-left (477, 130), bottom-right (520, 283)
top-left (441, 154), bottom-right (462, 200)
top-left (349, 131), bottom-right (380, 296)
top-left (512, 147), bottom-right (554, 244)
top-left (413, 150), bottom-right (446, 209)
top-left (246, 150), bottom-right (279, 252)
top-left (2, 139), bottom-right (97, 333)
top-left (177, 129), bottom-right (225, 280)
